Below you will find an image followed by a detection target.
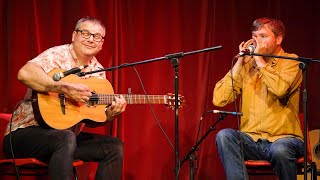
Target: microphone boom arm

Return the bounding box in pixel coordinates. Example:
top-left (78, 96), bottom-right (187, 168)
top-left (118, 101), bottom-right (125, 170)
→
top-left (77, 45), bottom-right (223, 77)
top-left (242, 52), bottom-right (320, 63)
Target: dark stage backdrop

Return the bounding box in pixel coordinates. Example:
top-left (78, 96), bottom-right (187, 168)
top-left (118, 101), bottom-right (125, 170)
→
top-left (0, 0), bottom-right (319, 179)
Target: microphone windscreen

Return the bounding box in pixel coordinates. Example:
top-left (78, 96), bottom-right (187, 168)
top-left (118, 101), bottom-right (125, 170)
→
top-left (248, 45), bottom-right (255, 53)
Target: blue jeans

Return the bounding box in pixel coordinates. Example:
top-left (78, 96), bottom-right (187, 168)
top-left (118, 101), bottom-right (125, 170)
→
top-left (215, 128), bottom-right (304, 180)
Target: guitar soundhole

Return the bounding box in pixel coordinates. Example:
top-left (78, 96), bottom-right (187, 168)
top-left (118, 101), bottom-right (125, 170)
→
top-left (314, 143), bottom-right (320, 160)
top-left (87, 93), bottom-right (98, 107)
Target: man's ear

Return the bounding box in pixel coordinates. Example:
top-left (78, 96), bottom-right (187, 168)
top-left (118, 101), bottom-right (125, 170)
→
top-left (99, 40), bottom-right (104, 51)
top-left (72, 31), bottom-right (76, 42)
top-left (276, 35), bottom-right (283, 45)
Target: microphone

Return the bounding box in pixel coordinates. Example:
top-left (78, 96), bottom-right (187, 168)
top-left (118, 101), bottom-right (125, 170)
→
top-left (239, 45), bottom-right (255, 56)
top-left (52, 65), bottom-right (88, 81)
top-left (211, 110), bottom-right (243, 116)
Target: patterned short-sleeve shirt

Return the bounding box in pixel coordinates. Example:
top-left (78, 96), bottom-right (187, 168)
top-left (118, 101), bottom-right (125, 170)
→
top-left (5, 44), bottom-right (106, 135)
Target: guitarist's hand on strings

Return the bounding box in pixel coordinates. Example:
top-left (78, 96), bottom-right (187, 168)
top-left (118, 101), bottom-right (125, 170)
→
top-left (105, 95), bottom-right (127, 121)
top-left (59, 81), bottom-right (92, 103)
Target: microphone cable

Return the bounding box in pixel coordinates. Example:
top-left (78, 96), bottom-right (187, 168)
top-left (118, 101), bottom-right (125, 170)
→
top-left (195, 110), bottom-right (214, 146)
top-left (230, 54), bottom-right (247, 179)
top-left (193, 110), bottom-right (215, 171)
top-left (131, 66), bottom-right (174, 150)
top-left (130, 66), bottom-right (179, 175)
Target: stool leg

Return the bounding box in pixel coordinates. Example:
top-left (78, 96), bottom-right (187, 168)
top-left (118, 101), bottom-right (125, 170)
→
top-left (73, 167), bottom-right (78, 180)
top-left (310, 162), bottom-right (317, 180)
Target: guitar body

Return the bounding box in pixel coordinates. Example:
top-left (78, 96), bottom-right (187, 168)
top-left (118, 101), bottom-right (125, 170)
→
top-left (32, 68), bottom-right (114, 130)
top-left (309, 129), bottom-right (320, 170)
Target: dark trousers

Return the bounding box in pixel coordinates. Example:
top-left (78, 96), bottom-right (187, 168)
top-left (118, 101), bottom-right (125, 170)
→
top-left (3, 126), bottom-right (123, 180)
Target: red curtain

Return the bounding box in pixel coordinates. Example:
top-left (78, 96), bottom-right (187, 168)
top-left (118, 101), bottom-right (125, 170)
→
top-left (1, 0), bottom-right (320, 179)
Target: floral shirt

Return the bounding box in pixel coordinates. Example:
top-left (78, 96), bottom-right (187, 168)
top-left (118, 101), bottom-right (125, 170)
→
top-left (5, 44), bottom-right (106, 135)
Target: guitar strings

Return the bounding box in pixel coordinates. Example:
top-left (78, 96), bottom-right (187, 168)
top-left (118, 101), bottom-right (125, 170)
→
top-left (90, 94), bottom-right (168, 104)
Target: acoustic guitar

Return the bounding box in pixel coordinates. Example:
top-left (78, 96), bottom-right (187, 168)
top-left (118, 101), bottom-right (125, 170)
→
top-left (298, 129), bottom-right (320, 179)
top-left (309, 129), bottom-right (320, 170)
top-left (32, 68), bottom-right (185, 130)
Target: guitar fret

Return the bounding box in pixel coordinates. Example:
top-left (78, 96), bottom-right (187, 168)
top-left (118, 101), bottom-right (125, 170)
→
top-left (127, 94), bottom-right (131, 104)
top-left (136, 95), bottom-right (139, 104)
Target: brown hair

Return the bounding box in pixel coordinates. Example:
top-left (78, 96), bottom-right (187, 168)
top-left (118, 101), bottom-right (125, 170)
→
top-left (251, 17), bottom-right (285, 38)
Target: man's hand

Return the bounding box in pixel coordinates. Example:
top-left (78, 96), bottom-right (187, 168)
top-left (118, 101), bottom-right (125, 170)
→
top-left (238, 39), bottom-right (255, 64)
top-left (252, 37), bottom-right (267, 68)
top-left (58, 81), bottom-right (92, 103)
top-left (105, 95), bottom-right (127, 121)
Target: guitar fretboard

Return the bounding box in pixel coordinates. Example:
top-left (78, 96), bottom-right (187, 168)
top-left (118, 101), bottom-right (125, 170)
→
top-left (91, 94), bottom-right (168, 105)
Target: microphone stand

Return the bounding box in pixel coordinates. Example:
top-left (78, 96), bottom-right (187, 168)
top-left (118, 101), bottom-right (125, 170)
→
top-left (78, 45), bottom-right (223, 179)
top-left (180, 114), bottom-right (227, 180)
top-left (243, 52), bottom-right (320, 180)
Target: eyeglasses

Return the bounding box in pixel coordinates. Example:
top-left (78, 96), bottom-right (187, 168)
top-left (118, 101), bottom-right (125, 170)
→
top-left (76, 29), bottom-right (104, 42)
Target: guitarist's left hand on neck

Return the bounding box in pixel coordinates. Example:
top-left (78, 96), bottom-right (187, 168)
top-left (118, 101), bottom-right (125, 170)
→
top-left (105, 95), bottom-right (127, 121)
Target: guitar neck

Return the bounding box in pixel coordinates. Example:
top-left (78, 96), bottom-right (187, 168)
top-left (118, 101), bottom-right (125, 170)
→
top-left (94, 94), bottom-right (168, 105)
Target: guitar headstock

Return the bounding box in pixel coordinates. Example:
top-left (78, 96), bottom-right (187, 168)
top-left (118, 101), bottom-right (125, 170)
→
top-left (165, 93), bottom-right (185, 109)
